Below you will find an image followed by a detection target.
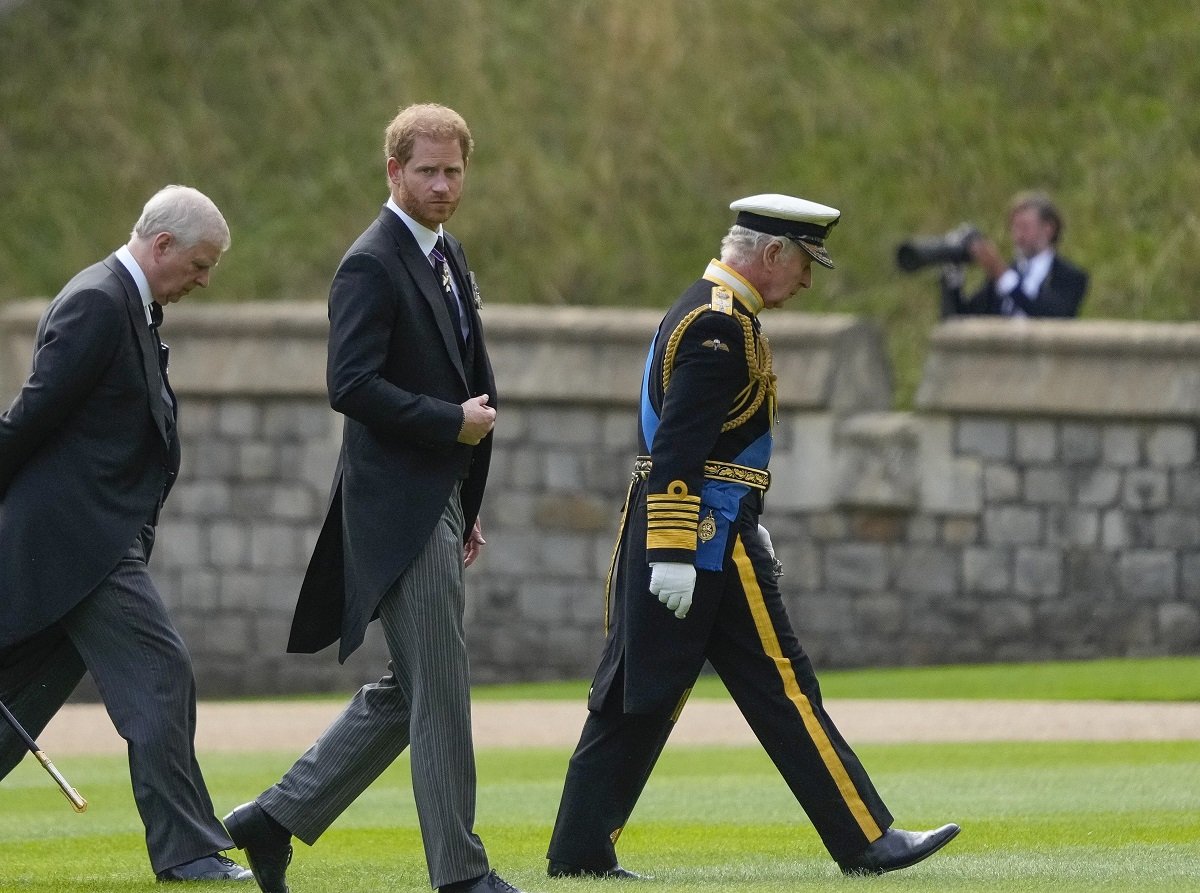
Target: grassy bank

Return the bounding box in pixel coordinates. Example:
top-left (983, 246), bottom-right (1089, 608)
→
top-left (2, 2), bottom-right (1198, 403)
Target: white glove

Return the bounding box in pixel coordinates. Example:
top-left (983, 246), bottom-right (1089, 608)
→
top-left (757, 524), bottom-right (775, 559)
top-left (758, 524), bottom-right (784, 577)
top-left (649, 562), bottom-right (697, 619)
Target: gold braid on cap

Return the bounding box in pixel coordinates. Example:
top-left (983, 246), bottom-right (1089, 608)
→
top-left (662, 308), bottom-right (777, 431)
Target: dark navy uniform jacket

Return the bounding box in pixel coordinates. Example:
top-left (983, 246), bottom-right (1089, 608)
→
top-left (590, 259), bottom-right (777, 714)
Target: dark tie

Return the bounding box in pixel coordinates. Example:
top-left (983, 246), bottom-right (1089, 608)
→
top-left (148, 302), bottom-right (177, 425)
top-left (430, 241), bottom-right (467, 354)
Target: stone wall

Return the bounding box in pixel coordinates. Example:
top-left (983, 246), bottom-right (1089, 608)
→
top-left (1, 303), bottom-right (1196, 695)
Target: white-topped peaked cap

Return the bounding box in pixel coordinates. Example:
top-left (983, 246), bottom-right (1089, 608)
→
top-left (730, 193), bottom-right (841, 269)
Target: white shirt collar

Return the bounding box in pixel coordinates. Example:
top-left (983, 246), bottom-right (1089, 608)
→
top-left (386, 197), bottom-right (442, 257)
top-left (384, 197), bottom-right (469, 339)
top-left (115, 244), bottom-right (155, 325)
top-left (1020, 248), bottom-right (1055, 296)
top-left (997, 248), bottom-right (1055, 301)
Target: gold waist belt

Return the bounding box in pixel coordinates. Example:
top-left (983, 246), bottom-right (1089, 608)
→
top-left (633, 455), bottom-right (770, 492)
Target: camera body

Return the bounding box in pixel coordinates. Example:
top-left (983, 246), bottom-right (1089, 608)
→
top-left (896, 223), bottom-right (982, 272)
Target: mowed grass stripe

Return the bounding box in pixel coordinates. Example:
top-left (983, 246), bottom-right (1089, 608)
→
top-left (471, 657), bottom-right (1200, 702)
top-left (1, 742), bottom-right (1197, 893)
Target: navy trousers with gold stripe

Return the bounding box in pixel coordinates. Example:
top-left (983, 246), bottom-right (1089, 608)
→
top-left (548, 508), bottom-right (893, 867)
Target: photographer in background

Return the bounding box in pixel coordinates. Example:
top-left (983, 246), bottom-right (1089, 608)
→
top-left (937, 190), bottom-right (1089, 319)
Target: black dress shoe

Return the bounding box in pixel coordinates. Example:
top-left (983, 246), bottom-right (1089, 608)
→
top-left (547, 860), bottom-right (646, 879)
top-left (838, 823), bottom-right (961, 876)
top-left (223, 801), bottom-right (293, 893)
top-left (156, 853), bottom-right (253, 882)
top-left (440, 869), bottom-right (525, 893)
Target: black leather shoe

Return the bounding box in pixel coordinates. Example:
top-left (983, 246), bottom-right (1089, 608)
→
top-left (156, 853), bottom-right (253, 882)
top-left (223, 801), bottom-right (293, 893)
top-left (838, 823), bottom-right (961, 876)
top-left (440, 869), bottom-right (526, 893)
top-left (548, 860), bottom-right (646, 879)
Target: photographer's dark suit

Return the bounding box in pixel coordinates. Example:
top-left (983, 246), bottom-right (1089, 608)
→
top-left (0, 256), bottom-right (232, 873)
top-left (942, 254), bottom-right (1088, 318)
top-left (252, 205), bottom-right (496, 888)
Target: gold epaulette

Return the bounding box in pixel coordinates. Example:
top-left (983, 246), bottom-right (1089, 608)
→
top-left (646, 480), bottom-right (700, 552)
top-left (710, 285), bottom-right (734, 314)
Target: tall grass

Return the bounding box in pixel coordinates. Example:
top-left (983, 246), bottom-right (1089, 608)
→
top-left (2, 2), bottom-right (1198, 402)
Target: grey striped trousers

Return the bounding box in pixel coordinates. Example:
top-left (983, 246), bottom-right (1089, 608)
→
top-left (258, 490), bottom-right (490, 889)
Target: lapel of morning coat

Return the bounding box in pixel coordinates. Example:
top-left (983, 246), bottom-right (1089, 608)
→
top-left (378, 209), bottom-right (468, 389)
top-left (442, 236), bottom-right (480, 346)
top-left (104, 256), bottom-right (172, 448)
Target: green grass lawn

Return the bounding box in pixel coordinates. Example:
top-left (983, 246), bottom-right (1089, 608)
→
top-left (2, 661), bottom-right (1198, 891)
top-left (1, 742), bottom-right (1197, 893)
top-left (473, 657), bottom-right (1200, 703)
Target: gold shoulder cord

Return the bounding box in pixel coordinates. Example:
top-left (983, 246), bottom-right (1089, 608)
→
top-left (661, 309), bottom-right (777, 431)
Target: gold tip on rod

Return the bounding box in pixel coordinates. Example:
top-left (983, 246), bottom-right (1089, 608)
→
top-left (34, 750), bottom-right (88, 813)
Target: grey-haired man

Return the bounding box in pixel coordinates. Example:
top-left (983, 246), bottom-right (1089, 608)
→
top-left (546, 194), bottom-right (960, 879)
top-left (0, 185), bottom-right (251, 883)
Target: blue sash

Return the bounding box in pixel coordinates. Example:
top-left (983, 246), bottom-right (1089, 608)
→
top-left (639, 334), bottom-right (772, 571)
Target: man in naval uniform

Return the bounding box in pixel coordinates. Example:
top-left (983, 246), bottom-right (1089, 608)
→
top-left (545, 194), bottom-right (960, 878)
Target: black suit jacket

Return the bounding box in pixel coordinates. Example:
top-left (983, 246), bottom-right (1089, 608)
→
top-left (287, 207), bottom-right (496, 662)
top-left (0, 256), bottom-right (178, 649)
top-left (942, 254), bottom-right (1089, 319)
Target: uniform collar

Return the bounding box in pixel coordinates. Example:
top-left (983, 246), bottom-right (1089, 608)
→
top-left (703, 259), bottom-right (764, 315)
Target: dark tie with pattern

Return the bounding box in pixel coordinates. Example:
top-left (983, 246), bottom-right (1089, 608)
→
top-left (430, 240), bottom-right (467, 355)
top-left (148, 302), bottom-right (177, 426)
